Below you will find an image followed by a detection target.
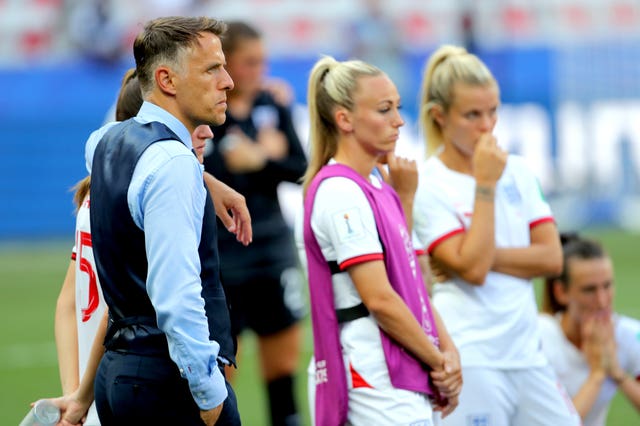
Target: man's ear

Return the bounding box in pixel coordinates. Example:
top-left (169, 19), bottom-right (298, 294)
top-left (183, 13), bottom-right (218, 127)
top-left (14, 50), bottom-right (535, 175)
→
top-left (335, 108), bottom-right (353, 133)
top-left (552, 279), bottom-right (570, 307)
top-left (155, 66), bottom-right (177, 96)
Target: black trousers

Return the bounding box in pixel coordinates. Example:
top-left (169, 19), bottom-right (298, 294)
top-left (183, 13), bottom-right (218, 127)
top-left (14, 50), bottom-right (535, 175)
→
top-left (95, 350), bottom-right (241, 425)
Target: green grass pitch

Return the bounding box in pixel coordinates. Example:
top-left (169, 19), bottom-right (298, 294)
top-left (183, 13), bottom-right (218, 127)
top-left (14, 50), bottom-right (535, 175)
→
top-left (0, 229), bottom-right (637, 425)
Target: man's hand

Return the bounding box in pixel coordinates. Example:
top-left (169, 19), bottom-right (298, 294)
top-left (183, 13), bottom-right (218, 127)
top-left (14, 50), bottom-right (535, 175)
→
top-left (204, 173), bottom-right (252, 246)
top-left (200, 402), bottom-right (223, 426)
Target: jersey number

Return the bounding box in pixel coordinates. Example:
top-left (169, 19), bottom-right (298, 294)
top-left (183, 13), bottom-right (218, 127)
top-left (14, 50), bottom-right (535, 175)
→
top-left (77, 231), bottom-right (99, 322)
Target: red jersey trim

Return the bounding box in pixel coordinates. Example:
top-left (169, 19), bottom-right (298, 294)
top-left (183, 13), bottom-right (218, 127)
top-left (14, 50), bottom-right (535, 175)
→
top-left (415, 248), bottom-right (427, 256)
top-left (71, 252), bottom-right (77, 261)
top-left (339, 253), bottom-right (384, 271)
top-left (529, 216), bottom-right (555, 230)
top-left (350, 362), bottom-right (373, 389)
top-left (427, 228), bottom-right (465, 254)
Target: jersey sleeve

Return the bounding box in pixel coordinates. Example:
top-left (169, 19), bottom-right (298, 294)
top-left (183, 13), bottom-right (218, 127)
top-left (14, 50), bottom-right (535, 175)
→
top-left (618, 316), bottom-right (640, 380)
top-left (413, 181), bottom-right (465, 255)
top-left (311, 177), bottom-right (383, 270)
top-left (511, 156), bottom-right (554, 228)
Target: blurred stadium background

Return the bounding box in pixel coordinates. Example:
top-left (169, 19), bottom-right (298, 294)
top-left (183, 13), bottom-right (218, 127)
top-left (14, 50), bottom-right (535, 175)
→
top-left (1, 0), bottom-right (639, 424)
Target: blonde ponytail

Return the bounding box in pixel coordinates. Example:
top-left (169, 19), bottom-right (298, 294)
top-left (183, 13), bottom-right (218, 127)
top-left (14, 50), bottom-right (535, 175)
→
top-left (302, 56), bottom-right (381, 193)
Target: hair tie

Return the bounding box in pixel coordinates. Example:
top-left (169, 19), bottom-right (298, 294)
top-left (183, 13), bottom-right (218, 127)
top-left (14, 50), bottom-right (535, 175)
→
top-left (320, 66), bottom-right (331, 83)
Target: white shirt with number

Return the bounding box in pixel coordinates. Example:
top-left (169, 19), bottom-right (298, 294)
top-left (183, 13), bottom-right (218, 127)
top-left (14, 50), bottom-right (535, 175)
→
top-left (413, 154), bottom-right (553, 368)
top-left (71, 195), bottom-right (106, 425)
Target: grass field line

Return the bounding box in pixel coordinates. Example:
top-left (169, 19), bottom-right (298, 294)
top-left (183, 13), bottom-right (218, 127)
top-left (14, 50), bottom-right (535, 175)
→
top-left (0, 341), bottom-right (57, 370)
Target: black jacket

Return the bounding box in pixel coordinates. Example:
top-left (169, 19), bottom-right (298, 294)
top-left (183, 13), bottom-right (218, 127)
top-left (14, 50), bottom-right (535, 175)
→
top-left (204, 91), bottom-right (307, 283)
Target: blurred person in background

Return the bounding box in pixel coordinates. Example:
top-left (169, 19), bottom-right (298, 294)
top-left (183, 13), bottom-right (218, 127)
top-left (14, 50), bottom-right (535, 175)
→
top-left (301, 55), bottom-right (461, 426)
top-left (67, 0), bottom-right (213, 63)
top-left (539, 233), bottom-right (640, 426)
top-left (67, 0), bottom-right (128, 63)
top-left (348, 0), bottom-right (408, 107)
top-left (413, 44), bottom-right (581, 425)
top-left (201, 20), bottom-right (306, 426)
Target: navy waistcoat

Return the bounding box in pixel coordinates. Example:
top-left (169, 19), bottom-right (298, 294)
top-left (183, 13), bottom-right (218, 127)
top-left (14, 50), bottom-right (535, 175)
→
top-left (90, 119), bottom-right (235, 363)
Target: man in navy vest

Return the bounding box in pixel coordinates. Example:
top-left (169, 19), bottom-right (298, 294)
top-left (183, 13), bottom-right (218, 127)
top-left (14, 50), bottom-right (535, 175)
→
top-left (88, 17), bottom-right (242, 425)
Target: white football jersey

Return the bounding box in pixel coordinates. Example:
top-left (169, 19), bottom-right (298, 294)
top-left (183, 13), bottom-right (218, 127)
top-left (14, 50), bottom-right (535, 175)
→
top-left (539, 313), bottom-right (640, 426)
top-left (414, 155), bottom-right (553, 368)
top-left (71, 195), bottom-right (106, 425)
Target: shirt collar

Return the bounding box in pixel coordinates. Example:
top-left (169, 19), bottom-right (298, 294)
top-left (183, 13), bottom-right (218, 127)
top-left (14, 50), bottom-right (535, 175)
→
top-left (135, 101), bottom-right (192, 148)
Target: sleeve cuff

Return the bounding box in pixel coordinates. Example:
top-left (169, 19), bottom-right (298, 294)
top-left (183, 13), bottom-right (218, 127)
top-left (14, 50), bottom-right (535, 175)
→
top-left (339, 253), bottom-right (384, 270)
top-left (190, 358), bottom-right (228, 411)
top-left (427, 228), bottom-right (465, 254)
top-left (529, 216), bottom-right (554, 229)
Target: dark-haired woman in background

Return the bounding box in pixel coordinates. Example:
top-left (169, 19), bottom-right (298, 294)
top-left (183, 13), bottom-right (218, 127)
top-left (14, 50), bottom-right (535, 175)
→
top-left (539, 234), bottom-right (640, 426)
top-left (202, 21), bottom-right (307, 426)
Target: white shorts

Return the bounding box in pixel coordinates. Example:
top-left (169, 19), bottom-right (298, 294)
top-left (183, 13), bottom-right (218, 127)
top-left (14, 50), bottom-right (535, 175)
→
top-left (307, 357), bottom-right (436, 426)
top-left (439, 366), bottom-right (580, 426)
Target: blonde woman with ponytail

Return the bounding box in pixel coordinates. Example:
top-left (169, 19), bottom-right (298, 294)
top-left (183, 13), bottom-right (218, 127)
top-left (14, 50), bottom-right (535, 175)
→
top-left (412, 45), bottom-right (580, 425)
top-left (300, 56), bottom-right (461, 426)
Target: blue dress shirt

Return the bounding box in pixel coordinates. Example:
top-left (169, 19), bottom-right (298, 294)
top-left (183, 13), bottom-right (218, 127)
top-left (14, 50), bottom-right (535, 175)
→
top-left (86, 101), bottom-right (227, 410)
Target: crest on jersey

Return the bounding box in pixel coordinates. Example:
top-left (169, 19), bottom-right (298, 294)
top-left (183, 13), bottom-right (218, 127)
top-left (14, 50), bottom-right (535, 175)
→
top-left (332, 208), bottom-right (364, 242)
top-left (466, 414), bottom-right (490, 426)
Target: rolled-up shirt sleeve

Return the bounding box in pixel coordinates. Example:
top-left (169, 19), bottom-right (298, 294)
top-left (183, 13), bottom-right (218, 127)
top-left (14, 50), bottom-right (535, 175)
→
top-left (129, 142), bottom-right (227, 410)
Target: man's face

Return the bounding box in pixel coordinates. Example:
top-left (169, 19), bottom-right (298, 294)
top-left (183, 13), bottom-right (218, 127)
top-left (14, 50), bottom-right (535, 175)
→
top-left (175, 32), bottom-right (234, 129)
